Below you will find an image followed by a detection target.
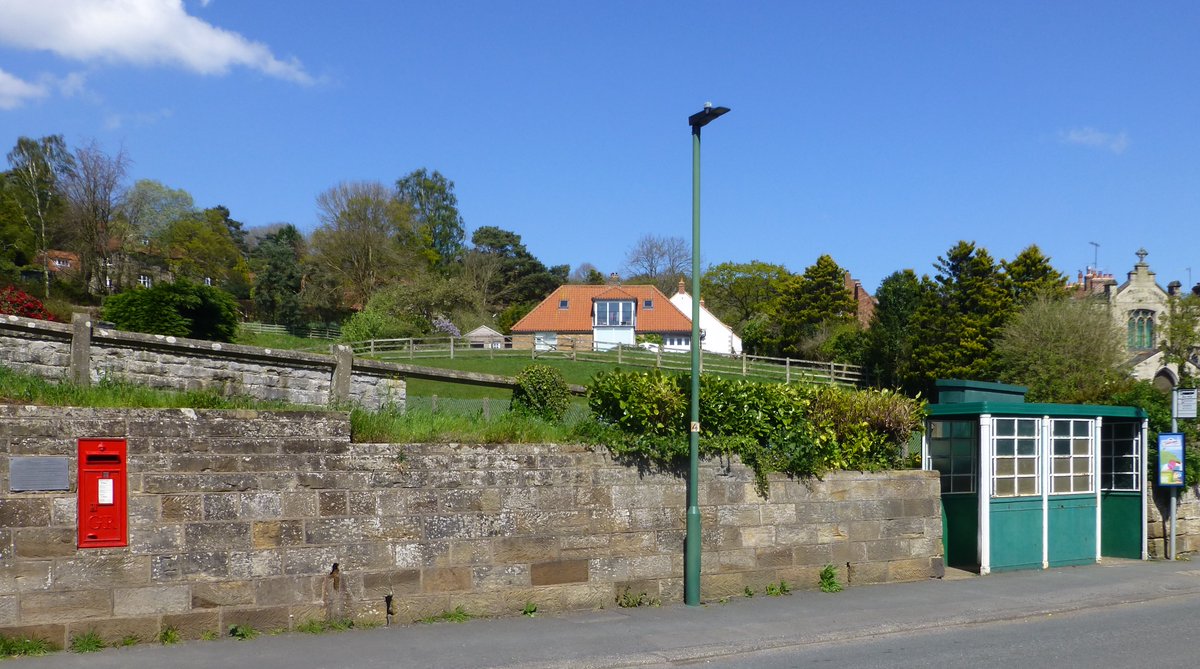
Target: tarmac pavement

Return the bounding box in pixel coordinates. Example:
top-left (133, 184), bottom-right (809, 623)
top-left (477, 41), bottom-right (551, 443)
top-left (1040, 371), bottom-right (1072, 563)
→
top-left (19, 557), bottom-right (1200, 669)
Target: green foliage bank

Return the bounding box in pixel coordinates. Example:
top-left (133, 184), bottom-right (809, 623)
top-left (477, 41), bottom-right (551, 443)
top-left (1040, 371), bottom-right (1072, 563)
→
top-left (583, 370), bottom-right (924, 491)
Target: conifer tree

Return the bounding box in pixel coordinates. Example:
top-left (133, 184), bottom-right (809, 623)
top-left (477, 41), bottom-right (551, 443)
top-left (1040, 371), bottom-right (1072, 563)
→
top-left (776, 254), bottom-right (856, 357)
top-left (1003, 244), bottom-right (1068, 306)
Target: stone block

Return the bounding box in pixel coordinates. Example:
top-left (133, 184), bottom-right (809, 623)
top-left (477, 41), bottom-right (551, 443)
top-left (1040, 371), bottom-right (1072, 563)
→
top-left (192, 581), bottom-right (255, 608)
top-left (712, 549), bottom-right (757, 573)
top-left (129, 524), bottom-right (184, 554)
top-left (254, 575), bottom-right (323, 606)
top-left (740, 525), bottom-right (777, 547)
top-left (21, 589), bottom-right (111, 624)
top-left (421, 567), bottom-right (472, 592)
top-left (152, 551), bottom-right (230, 581)
top-left (887, 558), bottom-right (932, 582)
top-left (161, 494), bottom-right (203, 521)
top-left (318, 490), bottom-right (347, 516)
top-left (161, 611), bottom-right (220, 640)
top-left (717, 504), bottom-right (762, 526)
top-left (0, 621), bottom-right (66, 649)
top-left (0, 595), bottom-right (15, 625)
top-left (424, 514), bottom-right (478, 540)
top-left (13, 527), bottom-right (75, 558)
top-left (494, 537), bottom-right (559, 563)
top-left (202, 494), bottom-right (239, 521)
top-left (52, 555), bottom-right (151, 589)
top-left (394, 541), bottom-right (450, 569)
top-left (114, 585), bottom-right (191, 615)
top-left (472, 564), bottom-right (531, 590)
top-left (50, 497), bottom-right (76, 525)
top-left (283, 546), bottom-right (340, 575)
top-left (220, 605), bottom-right (292, 634)
top-left (229, 549), bottom-right (283, 579)
top-left (755, 547), bottom-right (795, 568)
top-left (128, 494), bottom-right (160, 524)
top-left (347, 491), bottom-right (379, 516)
top-left (240, 492), bottom-right (283, 519)
top-left (0, 560), bottom-right (50, 595)
top-left (0, 498), bottom-right (49, 527)
top-left (305, 517), bottom-right (379, 545)
top-left (282, 491), bottom-right (320, 517)
top-left (843, 561), bottom-right (883, 585)
top-left (362, 569), bottom-right (421, 596)
top-left (185, 521), bottom-right (250, 551)
top-left (448, 539), bottom-right (493, 566)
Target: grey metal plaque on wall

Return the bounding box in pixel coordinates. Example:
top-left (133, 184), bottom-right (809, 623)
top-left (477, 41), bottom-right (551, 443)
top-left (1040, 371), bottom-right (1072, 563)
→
top-left (9, 456), bottom-right (70, 491)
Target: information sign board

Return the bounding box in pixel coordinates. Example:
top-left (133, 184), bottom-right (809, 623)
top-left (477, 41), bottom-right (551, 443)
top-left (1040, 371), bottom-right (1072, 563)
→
top-left (1177, 388), bottom-right (1198, 419)
top-left (1158, 433), bottom-right (1186, 488)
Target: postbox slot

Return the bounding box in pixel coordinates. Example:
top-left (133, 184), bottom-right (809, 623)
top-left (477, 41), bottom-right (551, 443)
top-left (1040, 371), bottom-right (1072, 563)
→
top-left (85, 454), bottom-right (121, 464)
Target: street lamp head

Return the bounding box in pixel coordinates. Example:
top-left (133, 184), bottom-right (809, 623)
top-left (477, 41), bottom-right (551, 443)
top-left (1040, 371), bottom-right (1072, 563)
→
top-left (688, 105), bottom-right (730, 130)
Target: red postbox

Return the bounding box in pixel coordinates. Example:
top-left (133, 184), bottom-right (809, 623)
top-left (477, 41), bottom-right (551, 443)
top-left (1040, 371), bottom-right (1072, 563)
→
top-left (77, 439), bottom-right (127, 548)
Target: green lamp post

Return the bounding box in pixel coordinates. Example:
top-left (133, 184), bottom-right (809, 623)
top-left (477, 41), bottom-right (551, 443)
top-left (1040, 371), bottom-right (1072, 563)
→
top-left (685, 102), bottom-right (729, 606)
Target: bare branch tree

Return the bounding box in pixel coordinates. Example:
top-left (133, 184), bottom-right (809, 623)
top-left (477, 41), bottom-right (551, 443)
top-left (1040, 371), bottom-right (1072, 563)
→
top-left (623, 234), bottom-right (690, 292)
top-left (60, 141), bottom-right (129, 296)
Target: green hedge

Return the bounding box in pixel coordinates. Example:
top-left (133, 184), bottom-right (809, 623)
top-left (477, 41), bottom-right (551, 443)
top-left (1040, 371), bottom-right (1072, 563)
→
top-left (584, 370), bottom-right (924, 491)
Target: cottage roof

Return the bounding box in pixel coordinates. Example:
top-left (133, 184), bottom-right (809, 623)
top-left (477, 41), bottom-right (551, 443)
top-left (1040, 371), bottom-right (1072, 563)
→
top-left (511, 284), bottom-right (692, 333)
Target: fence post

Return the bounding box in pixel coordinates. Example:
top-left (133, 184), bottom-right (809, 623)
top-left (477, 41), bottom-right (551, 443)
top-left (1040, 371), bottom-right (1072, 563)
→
top-left (483, 398), bottom-right (490, 420)
top-left (656, 347), bottom-right (661, 368)
top-left (70, 312), bottom-right (91, 387)
top-left (617, 344), bottom-right (622, 364)
top-left (741, 352), bottom-right (747, 376)
top-left (331, 345), bottom-right (353, 405)
top-left (370, 339), bottom-right (375, 354)
top-left (409, 338), bottom-right (414, 359)
top-left (450, 337), bottom-right (455, 359)
top-left (786, 358), bottom-right (791, 384)
top-left (829, 361), bottom-right (835, 385)
top-left (431, 394), bottom-right (438, 412)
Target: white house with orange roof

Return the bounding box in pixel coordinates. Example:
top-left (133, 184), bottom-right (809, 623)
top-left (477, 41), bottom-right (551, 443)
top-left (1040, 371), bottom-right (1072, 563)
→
top-left (509, 283), bottom-right (694, 352)
top-left (669, 279), bottom-right (743, 355)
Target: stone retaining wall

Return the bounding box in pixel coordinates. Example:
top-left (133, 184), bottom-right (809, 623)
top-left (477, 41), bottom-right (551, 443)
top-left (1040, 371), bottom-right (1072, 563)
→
top-left (1149, 485), bottom-right (1200, 557)
top-left (0, 315), bottom-right (405, 410)
top-left (0, 407), bottom-right (943, 647)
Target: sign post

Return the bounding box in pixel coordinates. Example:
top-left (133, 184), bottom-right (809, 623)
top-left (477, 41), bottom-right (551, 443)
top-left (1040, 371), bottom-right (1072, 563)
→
top-left (1158, 430), bottom-right (1186, 560)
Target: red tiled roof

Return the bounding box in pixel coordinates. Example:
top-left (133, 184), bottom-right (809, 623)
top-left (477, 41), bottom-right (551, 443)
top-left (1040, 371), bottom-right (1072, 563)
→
top-left (512, 284), bottom-right (692, 333)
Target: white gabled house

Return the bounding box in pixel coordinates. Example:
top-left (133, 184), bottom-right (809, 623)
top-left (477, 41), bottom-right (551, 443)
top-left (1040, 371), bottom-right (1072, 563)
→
top-left (669, 279), bottom-right (743, 356)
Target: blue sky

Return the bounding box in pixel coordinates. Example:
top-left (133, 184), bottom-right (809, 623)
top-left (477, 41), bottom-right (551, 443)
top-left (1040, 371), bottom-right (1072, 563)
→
top-left (2, 1), bottom-right (1197, 292)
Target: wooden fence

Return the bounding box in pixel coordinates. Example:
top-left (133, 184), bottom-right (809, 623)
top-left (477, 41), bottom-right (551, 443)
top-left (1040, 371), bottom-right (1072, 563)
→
top-left (340, 335), bottom-right (862, 386)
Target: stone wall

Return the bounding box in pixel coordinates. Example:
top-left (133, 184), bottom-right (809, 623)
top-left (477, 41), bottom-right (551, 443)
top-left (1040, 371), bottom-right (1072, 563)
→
top-left (1149, 485), bottom-right (1200, 557)
top-left (0, 407), bottom-right (943, 647)
top-left (0, 315), bottom-right (405, 410)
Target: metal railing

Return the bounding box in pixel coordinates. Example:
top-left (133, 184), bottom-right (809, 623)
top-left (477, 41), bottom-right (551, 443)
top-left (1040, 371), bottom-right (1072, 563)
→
top-left (239, 322), bottom-right (342, 340)
top-left (341, 335), bottom-right (861, 386)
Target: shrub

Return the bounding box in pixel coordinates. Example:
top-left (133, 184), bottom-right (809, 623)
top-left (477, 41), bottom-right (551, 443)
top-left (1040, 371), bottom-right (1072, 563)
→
top-left (102, 280), bottom-right (240, 342)
top-left (0, 285), bottom-right (57, 321)
top-left (584, 369), bottom-right (925, 490)
top-left (511, 364), bottom-right (571, 422)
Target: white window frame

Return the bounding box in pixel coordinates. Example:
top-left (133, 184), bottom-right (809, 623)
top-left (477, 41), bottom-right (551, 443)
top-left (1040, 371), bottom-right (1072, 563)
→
top-left (992, 417), bottom-right (1040, 497)
top-left (1049, 418), bottom-right (1094, 494)
top-left (594, 300), bottom-right (635, 327)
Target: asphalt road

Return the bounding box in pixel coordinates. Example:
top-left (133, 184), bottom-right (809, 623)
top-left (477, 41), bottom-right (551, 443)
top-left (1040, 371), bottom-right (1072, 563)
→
top-left (663, 594), bottom-right (1198, 668)
top-left (18, 558), bottom-right (1200, 669)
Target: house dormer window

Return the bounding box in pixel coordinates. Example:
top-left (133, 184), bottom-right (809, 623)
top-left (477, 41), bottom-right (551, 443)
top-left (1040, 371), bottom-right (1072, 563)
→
top-left (1127, 309), bottom-right (1155, 350)
top-left (594, 300), bottom-right (634, 327)
top-left (643, 299), bottom-right (653, 309)
top-left (559, 299), bottom-right (569, 309)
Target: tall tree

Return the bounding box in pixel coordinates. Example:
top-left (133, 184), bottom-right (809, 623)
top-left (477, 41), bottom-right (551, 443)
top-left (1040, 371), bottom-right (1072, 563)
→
top-left (1003, 244), bottom-right (1068, 306)
top-left (121, 179), bottom-right (195, 245)
top-left (701, 260), bottom-right (791, 331)
top-left (776, 254), bottom-right (856, 357)
top-left (160, 209), bottom-right (251, 295)
top-left (0, 172), bottom-right (36, 276)
top-left (309, 181), bottom-right (419, 308)
top-left (395, 168), bottom-right (466, 271)
top-left (905, 241), bottom-right (1014, 394)
top-left (623, 234), bottom-right (690, 293)
top-left (5, 135), bottom-right (74, 298)
top-left (251, 224), bottom-right (305, 328)
top-left (569, 262), bottom-right (605, 284)
top-left (60, 141), bottom-right (128, 296)
top-left (862, 269), bottom-right (925, 388)
top-left (469, 226), bottom-right (564, 310)
top-left (996, 295), bottom-right (1129, 403)
top-left (1162, 292), bottom-right (1200, 380)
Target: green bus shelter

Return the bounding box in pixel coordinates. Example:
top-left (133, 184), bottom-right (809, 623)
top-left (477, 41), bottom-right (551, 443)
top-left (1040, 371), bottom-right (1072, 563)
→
top-left (923, 380), bottom-right (1148, 574)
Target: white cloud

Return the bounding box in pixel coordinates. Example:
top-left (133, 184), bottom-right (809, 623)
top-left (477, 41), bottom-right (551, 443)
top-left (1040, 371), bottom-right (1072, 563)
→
top-left (0, 0), bottom-right (312, 85)
top-left (1058, 127), bottom-right (1130, 154)
top-left (104, 107), bottom-right (174, 130)
top-left (0, 66), bottom-right (47, 109)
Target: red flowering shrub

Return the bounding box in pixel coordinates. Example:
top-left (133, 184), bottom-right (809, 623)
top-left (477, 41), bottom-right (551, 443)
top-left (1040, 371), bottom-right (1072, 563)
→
top-left (0, 286), bottom-right (58, 321)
